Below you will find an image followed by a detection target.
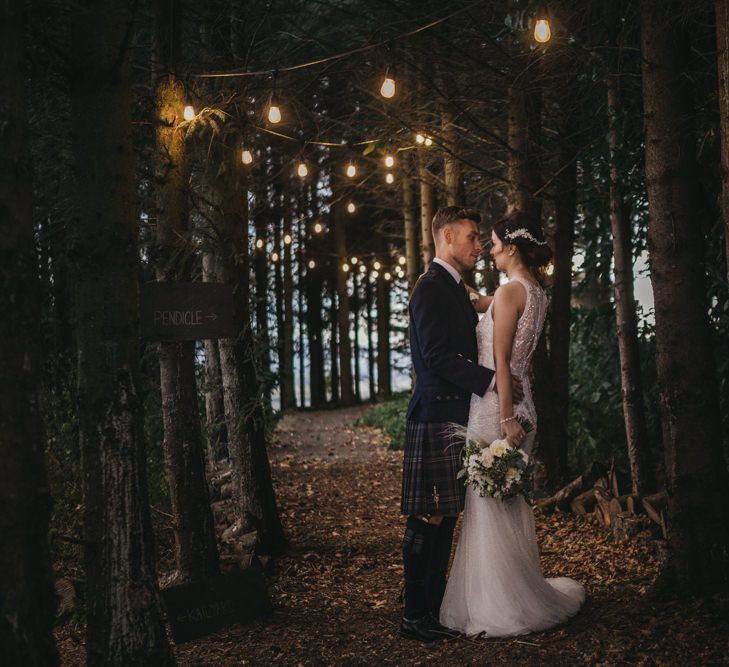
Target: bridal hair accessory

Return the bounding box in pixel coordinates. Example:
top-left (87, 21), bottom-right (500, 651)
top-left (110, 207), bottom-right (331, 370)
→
top-left (504, 228), bottom-right (549, 246)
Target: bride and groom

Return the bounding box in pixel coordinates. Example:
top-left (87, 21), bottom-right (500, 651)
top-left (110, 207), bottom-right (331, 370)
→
top-left (400, 206), bottom-right (585, 642)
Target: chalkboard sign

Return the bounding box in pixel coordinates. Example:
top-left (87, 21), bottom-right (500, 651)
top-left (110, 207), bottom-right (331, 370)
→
top-left (162, 569), bottom-right (273, 643)
top-left (140, 282), bottom-right (238, 341)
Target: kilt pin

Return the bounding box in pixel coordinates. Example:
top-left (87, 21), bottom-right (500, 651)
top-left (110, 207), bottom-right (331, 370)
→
top-left (400, 260), bottom-right (494, 630)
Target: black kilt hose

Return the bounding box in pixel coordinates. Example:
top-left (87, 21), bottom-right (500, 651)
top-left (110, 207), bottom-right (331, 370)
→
top-left (401, 261), bottom-right (494, 517)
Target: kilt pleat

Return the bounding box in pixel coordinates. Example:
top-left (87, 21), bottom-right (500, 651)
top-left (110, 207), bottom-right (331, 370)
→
top-left (401, 420), bottom-right (466, 516)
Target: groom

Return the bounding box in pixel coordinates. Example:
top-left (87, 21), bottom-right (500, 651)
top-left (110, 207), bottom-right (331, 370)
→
top-left (400, 206), bottom-right (523, 642)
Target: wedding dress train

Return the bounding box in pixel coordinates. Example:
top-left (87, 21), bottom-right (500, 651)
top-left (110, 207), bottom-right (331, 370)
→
top-left (440, 276), bottom-right (585, 637)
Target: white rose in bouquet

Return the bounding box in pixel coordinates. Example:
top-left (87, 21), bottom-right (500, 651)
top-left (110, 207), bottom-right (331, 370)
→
top-left (480, 448), bottom-right (494, 467)
top-left (489, 438), bottom-right (511, 457)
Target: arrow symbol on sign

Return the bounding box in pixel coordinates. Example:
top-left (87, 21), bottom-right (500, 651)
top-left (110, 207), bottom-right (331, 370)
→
top-left (205, 313), bottom-right (218, 321)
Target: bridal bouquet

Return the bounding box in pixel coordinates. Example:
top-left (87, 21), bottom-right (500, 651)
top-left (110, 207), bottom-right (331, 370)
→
top-left (457, 417), bottom-right (536, 501)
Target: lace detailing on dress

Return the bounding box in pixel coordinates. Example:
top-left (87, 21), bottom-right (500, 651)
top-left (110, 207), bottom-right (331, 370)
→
top-left (439, 275), bottom-right (585, 638)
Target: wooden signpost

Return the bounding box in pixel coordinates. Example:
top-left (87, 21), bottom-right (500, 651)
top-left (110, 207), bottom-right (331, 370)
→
top-left (140, 282), bottom-right (238, 342)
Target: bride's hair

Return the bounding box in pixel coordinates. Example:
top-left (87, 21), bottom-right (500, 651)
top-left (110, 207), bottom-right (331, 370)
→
top-left (493, 211), bottom-right (552, 268)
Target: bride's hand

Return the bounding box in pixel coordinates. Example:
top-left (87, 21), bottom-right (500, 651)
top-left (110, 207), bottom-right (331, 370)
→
top-left (501, 418), bottom-right (526, 448)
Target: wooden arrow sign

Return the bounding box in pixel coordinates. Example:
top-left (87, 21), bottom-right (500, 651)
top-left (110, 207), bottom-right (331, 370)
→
top-left (140, 282), bottom-right (238, 342)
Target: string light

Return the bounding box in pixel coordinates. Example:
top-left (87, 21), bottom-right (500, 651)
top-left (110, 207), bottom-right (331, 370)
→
top-left (424, 136), bottom-right (433, 147)
top-left (359, 264), bottom-right (366, 273)
top-left (386, 173), bottom-right (394, 184)
top-left (284, 234), bottom-right (292, 245)
top-left (372, 270), bottom-right (379, 279)
top-left (256, 239), bottom-right (264, 249)
top-left (347, 202), bottom-right (356, 213)
top-left (384, 271), bottom-right (392, 281)
top-left (308, 259), bottom-right (316, 269)
top-left (398, 256), bottom-right (406, 265)
top-left (272, 252), bottom-right (279, 262)
top-left (313, 222), bottom-right (323, 233)
top-left (183, 105), bottom-right (195, 121)
top-left (268, 104), bottom-right (282, 123)
top-left (346, 163), bottom-right (357, 178)
top-left (380, 75), bottom-right (396, 98)
top-left (373, 260), bottom-right (381, 270)
top-left (297, 162), bottom-right (308, 177)
top-left (342, 263), bottom-right (350, 272)
top-left (415, 133), bottom-right (425, 144)
top-left (384, 155), bottom-right (395, 168)
top-left (242, 149), bottom-right (253, 164)
top-left (351, 256), bottom-right (358, 264)
top-left (534, 18), bottom-right (551, 43)
top-left (546, 262), bottom-right (555, 276)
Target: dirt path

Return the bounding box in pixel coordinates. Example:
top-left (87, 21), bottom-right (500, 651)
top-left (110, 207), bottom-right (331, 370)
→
top-left (173, 405), bottom-right (728, 666)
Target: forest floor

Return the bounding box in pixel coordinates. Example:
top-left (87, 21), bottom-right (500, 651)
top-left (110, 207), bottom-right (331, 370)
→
top-left (57, 404), bottom-right (729, 666)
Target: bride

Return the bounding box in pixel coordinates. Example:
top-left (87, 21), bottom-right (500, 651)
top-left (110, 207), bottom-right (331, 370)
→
top-left (439, 211), bottom-right (585, 637)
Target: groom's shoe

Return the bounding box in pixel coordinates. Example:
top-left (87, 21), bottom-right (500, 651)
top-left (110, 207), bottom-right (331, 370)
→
top-left (399, 616), bottom-right (442, 643)
top-left (426, 613), bottom-right (460, 639)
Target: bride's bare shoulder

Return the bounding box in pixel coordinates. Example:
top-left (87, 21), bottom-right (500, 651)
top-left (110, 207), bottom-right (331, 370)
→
top-left (493, 281), bottom-right (526, 302)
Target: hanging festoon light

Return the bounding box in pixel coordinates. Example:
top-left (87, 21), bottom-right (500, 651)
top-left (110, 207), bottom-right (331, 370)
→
top-left (297, 162), bottom-right (308, 178)
top-left (546, 262), bottom-right (555, 276)
top-left (398, 256), bottom-right (406, 265)
top-left (385, 173), bottom-right (394, 184)
top-left (347, 202), bottom-right (356, 214)
top-left (342, 262), bottom-right (350, 272)
top-left (346, 162), bottom-right (357, 178)
top-left (284, 234), bottom-right (292, 245)
top-left (415, 133), bottom-right (425, 145)
top-left (183, 104), bottom-right (195, 121)
top-left (242, 148), bottom-right (254, 165)
top-left (255, 239), bottom-right (264, 249)
top-left (533, 7), bottom-right (552, 43)
top-left (313, 222), bottom-right (323, 234)
top-left (359, 264), bottom-right (366, 274)
top-left (272, 251), bottom-right (279, 262)
top-left (424, 136), bottom-right (433, 147)
top-left (380, 67), bottom-right (396, 99)
top-left (373, 260), bottom-right (381, 270)
top-left (308, 259), bottom-right (317, 269)
top-left (384, 154), bottom-right (395, 168)
top-left (384, 271), bottom-right (392, 281)
top-left (267, 71), bottom-right (282, 123)
top-left (371, 270), bottom-right (379, 279)
top-left (351, 256), bottom-right (358, 264)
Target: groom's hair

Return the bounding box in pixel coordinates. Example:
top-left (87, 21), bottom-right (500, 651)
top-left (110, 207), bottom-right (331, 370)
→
top-left (432, 206), bottom-right (481, 239)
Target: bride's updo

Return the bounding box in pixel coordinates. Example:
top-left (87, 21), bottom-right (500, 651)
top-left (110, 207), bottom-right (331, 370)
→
top-left (493, 211), bottom-right (552, 268)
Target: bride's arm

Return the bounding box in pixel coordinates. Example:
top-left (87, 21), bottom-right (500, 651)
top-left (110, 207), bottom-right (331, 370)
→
top-left (465, 285), bottom-right (493, 313)
top-left (492, 284), bottom-right (526, 444)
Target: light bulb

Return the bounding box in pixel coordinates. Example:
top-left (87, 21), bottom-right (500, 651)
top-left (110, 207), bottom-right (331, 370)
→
top-left (242, 149), bottom-right (253, 165)
top-left (415, 133), bottom-right (425, 144)
top-left (346, 163), bottom-right (356, 178)
top-left (372, 270), bottom-right (379, 279)
top-left (359, 264), bottom-right (366, 273)
top-left (384, 272), bottom-right (392, 281)
top-left (384, 155), bottom-right (395, 168)
top-left (272, 252), bottom-right (279, 262)
top-left (424, 136), bottom-right (433, 147)
top-left (297, 162), bottom-right (308, 178)
top-left (373, 260), bottom-right (381, 270)
top-left (347, 202), bottom-right (356, 214)
top-left (268, 104), bottom-right (282, 123)
top-left (351, 256), bottom-right (358, 264)
top-left (534, 18), bottom-right (551, 43)
top-left (386, 173), bottom-right (394, 184)
top-left (398, 256), bottom-right (406, 265)
top-left (284, 234), bottom-right (292, 245)
top-left (313, 222), bottom-right (323, 233)
top-left (546, 262), bottom-right (555, 276)
top-left (183, 105), bottom-right (195, 121)
top-left (255, 239), bottom-right (264, 249)
top-left (342, 263), bottom-right (350, 272)
top-left (308, 260), bottom-right (316, 269)
top-left (380, 76), bottom-right (396, 98)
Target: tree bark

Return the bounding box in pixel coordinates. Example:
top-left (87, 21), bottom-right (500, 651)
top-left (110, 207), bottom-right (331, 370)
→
top-left (376, 248), bottom-right (392, 399)
top-left (641, 0), bottom-right (729, 594)
top-left (0, 2), bottom-right (58, 662)
top-left (214, 142), bottom-right (287, 554)
top-left (70, 2), bottom-right (174, 662)
top-left (365, 271), bottom-right (376, 401)
top-left (153, 0), bottom-right (219, 583)
top-left (716, 0), bottom-right (729, 286)
top-left (282, 186), bottom-right (296, 409)
top-left (352, 270), bottom-right (362, 402)
top-left (333, 200), bottom-right (354, 404)
top-left (202, 254), bottom-right (229, 463)
top-left (328, 271), bottom-right (340, 404)
top-left (305, 190), bottom-right (327, 407)
top-left (253, 182), bottom-right (273, 414)
top-left (607, 69), bottom-right (655, 495)
top-left (418, 151), bottom-right (436, 270)
top-left (442, 108), bottom-right (462, 206)
top-left (402, 160), bottom-right (420, 293)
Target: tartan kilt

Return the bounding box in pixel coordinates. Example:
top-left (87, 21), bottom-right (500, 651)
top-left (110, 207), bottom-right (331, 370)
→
top-left (401, 420), bottom-right (466, 516)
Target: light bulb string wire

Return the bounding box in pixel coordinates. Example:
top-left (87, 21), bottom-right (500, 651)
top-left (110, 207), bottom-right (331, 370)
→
top-left (194, 0), bottom-right (484, 79)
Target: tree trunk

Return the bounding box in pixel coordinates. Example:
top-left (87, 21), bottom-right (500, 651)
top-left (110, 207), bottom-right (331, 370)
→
top-left (607, 70), bottom-right (655, 495)
top-left (717, 0), bottom-right (729, 286)
top-left (297, 195), bottom-right (306, 408)
top-left (0, 2), bottom-right (58, 661)
top-left (352, 270), bottom-right (362, 402)
top-left (70, 3), bottom-right (174, 662)
top-left (641, 0), bottom-right (729, 594)
top-left (418, 151), bottom-right (436, 269)
top-left (253, 187), bottom-right (273, 414)
top-left (202, 254), bottom-right (229, 463)
top-left (442, 108), bottom-right (462, 206)
top-left (402, 161), bottom-right (420, 293)
top-left (273, 173), bottom-right (285, 410)
top-left (215, 142), bottom-right (286, 554)
top-left (282, 188), bottom-right (296, 409)
top-left (333, 201), bottom-right (354, 404)
top-left (153, 0), bottom-right (219, 583)
top-left (328, 273), bottom-right (340, 404)
top-left (365, 272), bottom-right (376, 401)
top-left (305, 203), bottom-right (326, 407)
top-left (376, 252), bottom-right (392, 399)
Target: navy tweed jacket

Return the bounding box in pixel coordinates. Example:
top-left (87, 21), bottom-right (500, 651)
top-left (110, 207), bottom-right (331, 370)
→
top-left (406, 261), bottom-right (494, 424)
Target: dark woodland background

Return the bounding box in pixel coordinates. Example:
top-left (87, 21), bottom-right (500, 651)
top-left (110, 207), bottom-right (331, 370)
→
top-left (2, 0), bottom-right (729, 664)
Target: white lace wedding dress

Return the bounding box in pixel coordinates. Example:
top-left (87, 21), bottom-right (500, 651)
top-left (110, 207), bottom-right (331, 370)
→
top-left (440, 276), bottom-right (585, 637)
